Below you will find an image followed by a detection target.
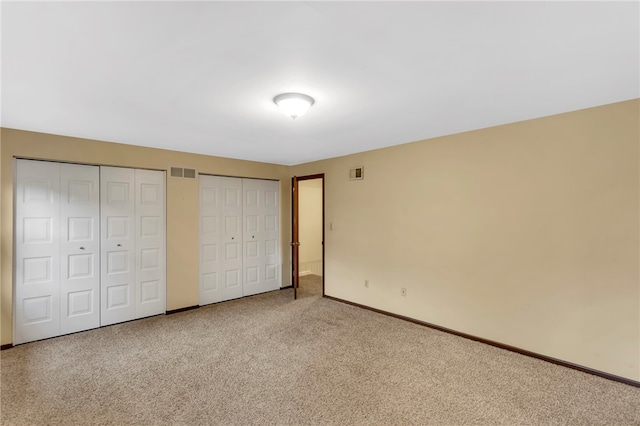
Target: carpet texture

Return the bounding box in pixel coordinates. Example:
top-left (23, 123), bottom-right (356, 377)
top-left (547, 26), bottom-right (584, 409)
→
top-left (2, 275), bottom-right (639, 425)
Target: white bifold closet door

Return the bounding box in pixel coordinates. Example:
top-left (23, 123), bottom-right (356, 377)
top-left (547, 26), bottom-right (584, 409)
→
top-left (242, 178), bottom-right (280, 297)
top-left (199, 176), bottom-right (243, 305)
top-left (199, 175), bottom-right (280, 305)
top-left (15, 160), bottom-right (100, 344)
top-left (101, 167), bottom-right (166, 326)
top-left (134, 169), bottom-right (167, 319)
top-left (60, 164), bottom-right (101, 335)
top-left (15, 160), bottom-right (165, 345)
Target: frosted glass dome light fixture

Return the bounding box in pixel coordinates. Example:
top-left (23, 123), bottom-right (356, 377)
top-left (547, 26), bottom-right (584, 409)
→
top-left (273, 93), bottom-right (315, 120)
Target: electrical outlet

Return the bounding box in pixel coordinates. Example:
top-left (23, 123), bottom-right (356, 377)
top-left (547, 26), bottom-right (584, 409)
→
top-left (401, 288), bottom-right (407, 297)
top-left (364, 280), bottom-right (369, 288)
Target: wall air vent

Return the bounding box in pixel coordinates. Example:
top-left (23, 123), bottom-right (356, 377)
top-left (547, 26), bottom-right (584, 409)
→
top-left (170, 167), bottom-right (196, 179)
top-left (349, 166), bottom-right (364, 181)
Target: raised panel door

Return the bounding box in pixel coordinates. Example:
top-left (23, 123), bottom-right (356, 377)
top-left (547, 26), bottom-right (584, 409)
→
top-left (135, 169), bottom-right (165, 318)
top-left (199, 175), bottom-right (244, 305)
top-left (100, 167), bottom-right (135, 326)
top-left (242, 178), bottom-right (280, 297)
top-left (60, 163), bottom-right (100, 334)
top-left (14, 160), bottom-right (61, 344)
top-left (221, 177), bottom-right (243, 301)
top-left (199, 175), bottom-right (224, 305)
top-left (263, 181), bottom-right (280, 292)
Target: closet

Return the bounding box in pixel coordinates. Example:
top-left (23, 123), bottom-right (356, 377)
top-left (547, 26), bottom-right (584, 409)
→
top-left (199, 175), bottom-right (280, 305)
top-left (14, 159), bottom-right (165, 344)
top-left (100, 167), bottom-right (166, 326)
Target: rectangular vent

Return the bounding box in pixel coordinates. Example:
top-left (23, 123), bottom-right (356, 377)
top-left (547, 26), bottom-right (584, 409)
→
top-left (170, 167), bottom-right (196, 179)
top-left (349, 166), bottom-right (364, 180)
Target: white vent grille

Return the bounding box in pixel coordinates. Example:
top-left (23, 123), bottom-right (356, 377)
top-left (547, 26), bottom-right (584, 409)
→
top-left (170, 167), bottom-right (196, 179)
top-left (349, 166), bottom-right (364, 180)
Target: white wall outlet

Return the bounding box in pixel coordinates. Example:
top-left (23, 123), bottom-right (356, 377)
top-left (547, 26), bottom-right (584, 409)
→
top-left (401, 288), bottom-right (407, 297)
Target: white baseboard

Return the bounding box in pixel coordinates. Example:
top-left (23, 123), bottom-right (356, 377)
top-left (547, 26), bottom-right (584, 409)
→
top-left (299, 259), bottom-right (323, 276)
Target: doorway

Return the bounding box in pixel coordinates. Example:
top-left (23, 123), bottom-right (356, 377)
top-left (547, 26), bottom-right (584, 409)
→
top-left (291, 174), bottom-right (324, 299)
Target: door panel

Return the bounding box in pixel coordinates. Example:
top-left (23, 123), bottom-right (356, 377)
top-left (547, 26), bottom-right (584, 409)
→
top-left (263, 182), bottom-right (280, 292)
top-left (60, 163), bottom-right (100, 334)
top-left (199, 175), bottom-right (243, 304)
top-left (135, 169), bottom-right (165, 318)
top-left (221, 177), bottom-right (243, 300)
top-left (200, 175), bottom-right (222, 305)
top-left (15, 160), bottom-right (61, 344)
top-left (100, 167), bottom-right (136, 326)
top-left (243, 178), bottom-right (280, 297)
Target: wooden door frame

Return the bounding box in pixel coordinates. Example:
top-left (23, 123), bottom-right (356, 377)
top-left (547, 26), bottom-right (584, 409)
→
top-left (291, 174), bottom-right (325, 298)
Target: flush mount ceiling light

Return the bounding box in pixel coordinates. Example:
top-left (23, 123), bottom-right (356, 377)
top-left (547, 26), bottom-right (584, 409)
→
top-left (273, 93), bottom-right (315, 120)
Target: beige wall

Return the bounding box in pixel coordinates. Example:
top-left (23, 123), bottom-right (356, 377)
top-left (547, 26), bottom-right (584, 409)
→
top-left (299, 179), bottom-right (323, 275)
top-left (0, 129), bottom-right (291, 346)
top-left (292, 99), bottom-right (640, 381)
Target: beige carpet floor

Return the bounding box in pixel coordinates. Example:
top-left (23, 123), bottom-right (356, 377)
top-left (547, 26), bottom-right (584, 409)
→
top-left (2, 274), bottom-right (639, 425)
top-left (296, 274), bottom-right (323, 299)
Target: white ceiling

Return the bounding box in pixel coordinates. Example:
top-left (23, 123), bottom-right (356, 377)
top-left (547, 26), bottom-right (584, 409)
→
top-left (2, 1), bottom-right (638, 166)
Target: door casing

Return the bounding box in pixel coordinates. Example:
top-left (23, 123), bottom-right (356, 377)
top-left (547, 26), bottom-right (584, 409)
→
top-left (291, 174), bottom-right (325, 299)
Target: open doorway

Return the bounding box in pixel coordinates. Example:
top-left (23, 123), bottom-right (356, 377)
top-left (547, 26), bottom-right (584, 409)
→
top-left (291, 174), bottom-right (324, 299)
